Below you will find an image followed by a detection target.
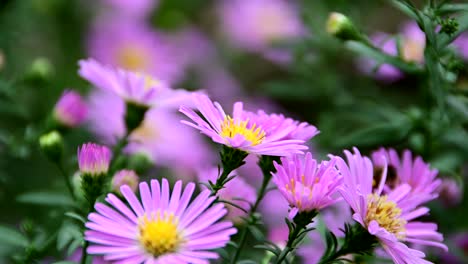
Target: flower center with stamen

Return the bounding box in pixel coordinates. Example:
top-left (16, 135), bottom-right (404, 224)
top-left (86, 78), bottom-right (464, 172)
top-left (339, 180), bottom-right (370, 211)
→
top-left (284, 175), bottom-right (318, 210)
top-left (220, 116), bottom-right (266, 146)
top-left (138, 212), bottom-right (182, 257)
top-left (117, 45), bottom-right (149, 71)
top-left (365, 194), bottom-right (406, 239)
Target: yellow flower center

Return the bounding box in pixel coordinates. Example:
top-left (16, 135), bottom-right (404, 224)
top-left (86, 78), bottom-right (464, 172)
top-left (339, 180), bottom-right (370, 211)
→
top-left (220, 116), bottom-right (266, 146)
top-left (131, 121), bottom-right (158, 142)
top-left (117, 45), bottom-right (149, 71)
top-left (365, 194), bottom-right (406, 239)
top-left (284, 175), bottom-right (320, 209)
top-left (138, 212), bottom-right (182, 257)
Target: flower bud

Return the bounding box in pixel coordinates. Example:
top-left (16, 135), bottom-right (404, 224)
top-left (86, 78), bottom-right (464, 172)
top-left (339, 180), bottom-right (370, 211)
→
top-left (77, 143), bottom-right (111, 177)
top-left (326, 12), bottom-right (361, 41)
top-left (53, 90), bottom-right (87, 128)
top-left (39, 130), bottom-right (63, 163)
top-left (26, 57), bottom-right (54, 81)
top-left (112, 170), bottom-right (139, 195)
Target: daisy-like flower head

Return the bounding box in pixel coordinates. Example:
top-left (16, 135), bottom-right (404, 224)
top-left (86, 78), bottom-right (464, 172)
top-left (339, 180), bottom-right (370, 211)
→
top-left (77, 143), bottom-right (112, 176)
top-left (272, 152), bottom-right (342, 215)
top-left (336, 147), bottom-right (447, 264)
top-left (85, 178), bottom-right (237, 263)
top-left (79, 58), bottom-right (190, 108)
top-left (371, 148), bottom-right (441, 204)
top-left (53, 90), bottom-right (87, 127)
top-left (179, 93), bottom-right (308, 156)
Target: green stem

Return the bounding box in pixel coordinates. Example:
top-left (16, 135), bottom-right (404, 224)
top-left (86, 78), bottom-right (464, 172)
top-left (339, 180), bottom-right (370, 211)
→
top-left (80, 240), bottom-right (89, 264)
top-left (108, 132), bottom-right (130, 173)
top-left (57, 162), bottom-right (75, 200)
top-left (317, 247), bottom-right (351, 264)
top-left (230, 156), bottom-right (275, 264)
top-left (275, 227), bottom-right (302, 264)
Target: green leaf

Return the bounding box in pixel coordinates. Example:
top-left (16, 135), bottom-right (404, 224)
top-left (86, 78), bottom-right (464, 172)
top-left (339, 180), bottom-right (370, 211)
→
top-left (64, 212), bottom-right (87, 224)
top-left (0, 225), bottom-right (29, 247)
top-left (387, 0), bottom-right (420, 20)
top-left (17, 192), bottom-right (74, 207)
top-left (438, 4), bottom-right (468, 15)
top-left (57, 222), bottom-right (82, 251)
top-left (447, 95), bottom-right (468, 121)
top-left (334, 117), bottom-right (412, 148)
top-left (345, 41), bottom-right (423, 74)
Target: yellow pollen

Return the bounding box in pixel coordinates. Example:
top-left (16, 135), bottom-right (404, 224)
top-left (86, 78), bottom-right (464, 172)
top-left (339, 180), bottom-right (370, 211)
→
top-left (131, 121), bottom-right (158, 142)
top-left (220, 116), bottom-right (266, 146)
top-left (365, 194), bottom-right (406, 239)
top-left (138, 212), bottom-right (182, 257)
top-left (116, 45), bottom-right (149, 71)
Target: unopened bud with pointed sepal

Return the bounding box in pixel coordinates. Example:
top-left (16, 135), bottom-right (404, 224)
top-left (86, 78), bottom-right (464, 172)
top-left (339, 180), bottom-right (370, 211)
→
top-left (39, 130), bottom-right (63, 163)
top-left (327, 12), bottom-right (361, 41)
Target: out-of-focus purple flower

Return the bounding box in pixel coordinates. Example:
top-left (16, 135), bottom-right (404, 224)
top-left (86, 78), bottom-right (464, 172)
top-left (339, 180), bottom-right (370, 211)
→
top-left (217, 0), bottom-right (304, 63)
top-left (53, 90), bottom-right (87, 127)
top-left (85, 179), bottom-right (237, 262)
top-left (438, 178), bottom-right (463, 207)
top-left (77, 143), bottom-right (111, 176)
top-left (371, 148), bottom-right (441, 205)
top-left (198, 167), bottom-right (256, 223)
top-left (359, 21), bottom-right (425, 82)
top-left (453, 33), bottom-right (468, 60)
top-left (87, 90), bottom-right (213, 173)
top-left (272, 153), bottom-right (342, 214)
top-left (79, 58), bottom-right (191, 107)
top-left (336, 147), bottom-right (447, 264)
top-left (180, 93), bottom-right (308, 156)
top-left (297, 231), bottom-right (325, 264)
top-left (87, 19), bottom-right (185, 84)
top-left (111, 169), bottom-right (139, 194)
top-left (101, 0), bottom-right (157, 19)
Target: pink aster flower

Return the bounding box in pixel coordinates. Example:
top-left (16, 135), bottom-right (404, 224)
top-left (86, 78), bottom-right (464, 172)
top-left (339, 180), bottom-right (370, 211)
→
top-left (77, 143), bottom-right (112, 176)
top-left (179, 93), bottom-right (308, 156)
top-left (246, 110), bottom-right (319, 142)
top-left (197, 167), bottom-right (256, 223)
top-left (272, 152), bottom-right (342, 215)
top-left (217, 0), bottom-right (303, 52)
top-left (336, 148), bottom-right (447, 264)
top-left (112, 169), bottom-right (140, 195)
top-left (85, 179), bottom-right (237, 263)
top-left (53, 90), bottom-right (87, 127)
top-left (79, 58), bottom-right (190, 107)
top-left (87, 19), bottom-right (185, 84)
top-left (453, 32), bottom-right (468, 60)
top-left (371, 148), bottom-right (441, 204)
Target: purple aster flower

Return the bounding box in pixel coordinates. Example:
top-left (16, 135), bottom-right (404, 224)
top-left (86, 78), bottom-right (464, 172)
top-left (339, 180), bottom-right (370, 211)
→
top-left (272, 152), bottom-right (342, 215)
top-left (53, 90), bottom-right (87, 127)
top-left (197, 167), bottom-right (256, 223)
top-left (371, 148), bottom-right (441, 204)
top-left (87, 90), bottom-right (213, 173)
top-left (87, 19), bottom-right (185, 84)
top-left (217, 0), bottom-right (303, 52)
top-left (79, 58), bottom-right (191, 107)
top-left (101, 0), bottom-right (157, 19)
top-left (336, 148), bottom-right (447, 264)
top-left (246, 110), bottom-right (319, 142)
top-left (179, 93), bottom-right (308, 156)
top-left (77, 143), bottom-right (112, 176)
top-left (112, 170), bottom-right (140, 195)
top-left (85, 179), bottom-right (237, 262)
top-left (68, 247), bottom-right (109, 263)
